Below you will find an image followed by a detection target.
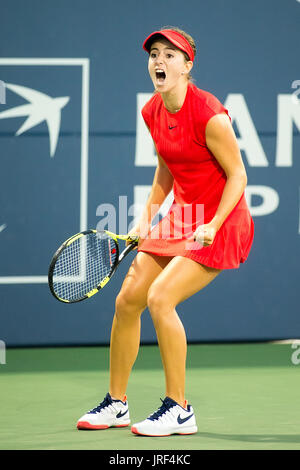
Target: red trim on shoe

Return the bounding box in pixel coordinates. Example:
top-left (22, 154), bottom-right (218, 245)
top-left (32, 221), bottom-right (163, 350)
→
top-left (131, 426), bottom-right (197, 436)
top-left (77, 421), bottom-right (109, 430)
top-left (131, 426), bottom-right (139, 434)
top-left (77, 421), bottom-right (130, 430)
top-left (131, 426), bottom-right (171, 437)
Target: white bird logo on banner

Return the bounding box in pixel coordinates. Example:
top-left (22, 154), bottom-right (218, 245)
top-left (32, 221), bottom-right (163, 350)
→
top-left (0, 83), bottom-right (70, 157)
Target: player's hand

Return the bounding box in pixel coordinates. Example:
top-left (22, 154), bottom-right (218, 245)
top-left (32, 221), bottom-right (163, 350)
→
top-left (126, 226), bottom-right (140, 248)
top-left (193, 222), bottom-right (217, 247)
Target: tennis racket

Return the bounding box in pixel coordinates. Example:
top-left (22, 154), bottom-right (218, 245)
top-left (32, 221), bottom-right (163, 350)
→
top-left (48, 230), bottom-right (139, 303)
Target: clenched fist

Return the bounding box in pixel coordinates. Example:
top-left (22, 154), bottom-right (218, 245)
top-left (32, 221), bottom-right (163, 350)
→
top-left (193, 223), bottom-right (217, 247)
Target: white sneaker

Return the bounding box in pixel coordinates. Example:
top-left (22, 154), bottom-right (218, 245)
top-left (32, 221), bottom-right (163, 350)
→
top-left (77, 393), bottom-right (130, 430)
top-left (131, 397), bottom-right (197, 436)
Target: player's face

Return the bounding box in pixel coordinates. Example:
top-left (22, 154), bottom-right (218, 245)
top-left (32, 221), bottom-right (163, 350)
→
top-left (148, 39), bottom-right (190, 93)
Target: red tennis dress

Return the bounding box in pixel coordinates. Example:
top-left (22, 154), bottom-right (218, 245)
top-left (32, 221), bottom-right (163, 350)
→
top-left (137, 83), bottom-right (254, 269)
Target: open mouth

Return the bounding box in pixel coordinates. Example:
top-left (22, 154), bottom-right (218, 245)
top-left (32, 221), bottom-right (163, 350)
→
top-left (155, 69), bottom-right (166, 84)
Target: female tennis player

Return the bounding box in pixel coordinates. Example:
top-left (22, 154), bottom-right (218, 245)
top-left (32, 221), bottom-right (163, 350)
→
top-left (77, 27), bottom-right (254, 436)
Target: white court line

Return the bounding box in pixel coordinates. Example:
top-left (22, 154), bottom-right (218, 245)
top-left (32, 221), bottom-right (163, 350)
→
top-left (0, 276), bottom-right (48, 284)
top-left (53, 235), bottom-right (88, 283)
top-left (80, 59), bottom-right (89, 233)
top-left (0, 58), bottom-right (90, 284)
top-left (270, 339), bottom-right (300, 344)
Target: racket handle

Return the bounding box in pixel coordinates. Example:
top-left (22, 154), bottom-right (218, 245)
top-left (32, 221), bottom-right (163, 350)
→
top-left (127, 235), bottom-right (139, 243)
top-left (119, 241), bottom-right (138, 262)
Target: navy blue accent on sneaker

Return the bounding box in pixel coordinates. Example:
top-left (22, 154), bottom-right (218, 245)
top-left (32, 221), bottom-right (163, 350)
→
top-left (116, 409), bottom-right (129, 418)
top-left (88, 393), bottom-right (113, 414)
top-left (148, 397), bottom-right (177, 421)
top-left (177, 413), bottom-right (194, 425)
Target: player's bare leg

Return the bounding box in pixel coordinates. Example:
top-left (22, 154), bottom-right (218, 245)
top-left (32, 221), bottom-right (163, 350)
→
top-left (109, 251), bottom-right (173, 400)
top-left (147, 256), bottom-right (222, 408)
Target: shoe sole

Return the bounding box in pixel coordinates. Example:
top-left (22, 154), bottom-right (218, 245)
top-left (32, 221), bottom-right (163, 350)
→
top-left (77, 421), bottom-right (130, 430)
top-left (131, 426), bottom-right (197, 436)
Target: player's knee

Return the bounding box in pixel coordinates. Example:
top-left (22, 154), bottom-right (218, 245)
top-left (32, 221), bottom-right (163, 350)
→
top-left (147, 285), bottom-right (170, 321)
top-left (115, 290), bottom-right (144, 321)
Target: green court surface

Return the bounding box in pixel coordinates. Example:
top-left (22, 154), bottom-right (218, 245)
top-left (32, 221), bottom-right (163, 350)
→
top-left (0, 343), bottom-right (299, 450)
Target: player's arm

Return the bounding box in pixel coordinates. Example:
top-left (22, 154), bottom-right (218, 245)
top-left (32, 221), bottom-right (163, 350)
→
top-left (146, 151), bottom-right (174, 216)
top-left (194, 113), bottom-right (247, 245)
top-left (135, 151), bottom-right (174, 236)
top-left (127, 116), bottom-right (173, 240)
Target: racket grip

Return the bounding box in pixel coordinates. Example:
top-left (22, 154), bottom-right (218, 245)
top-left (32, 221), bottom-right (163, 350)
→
top-left (127, 235), bottom-right (139, 243)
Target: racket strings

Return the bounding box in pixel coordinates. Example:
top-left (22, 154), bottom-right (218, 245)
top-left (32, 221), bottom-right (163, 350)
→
top-left (52, 233), bottom-right (118, 301)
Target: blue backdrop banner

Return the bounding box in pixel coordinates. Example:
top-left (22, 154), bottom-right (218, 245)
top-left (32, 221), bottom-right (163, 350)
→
top-left (0, 0), bottom-right (299, 346)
